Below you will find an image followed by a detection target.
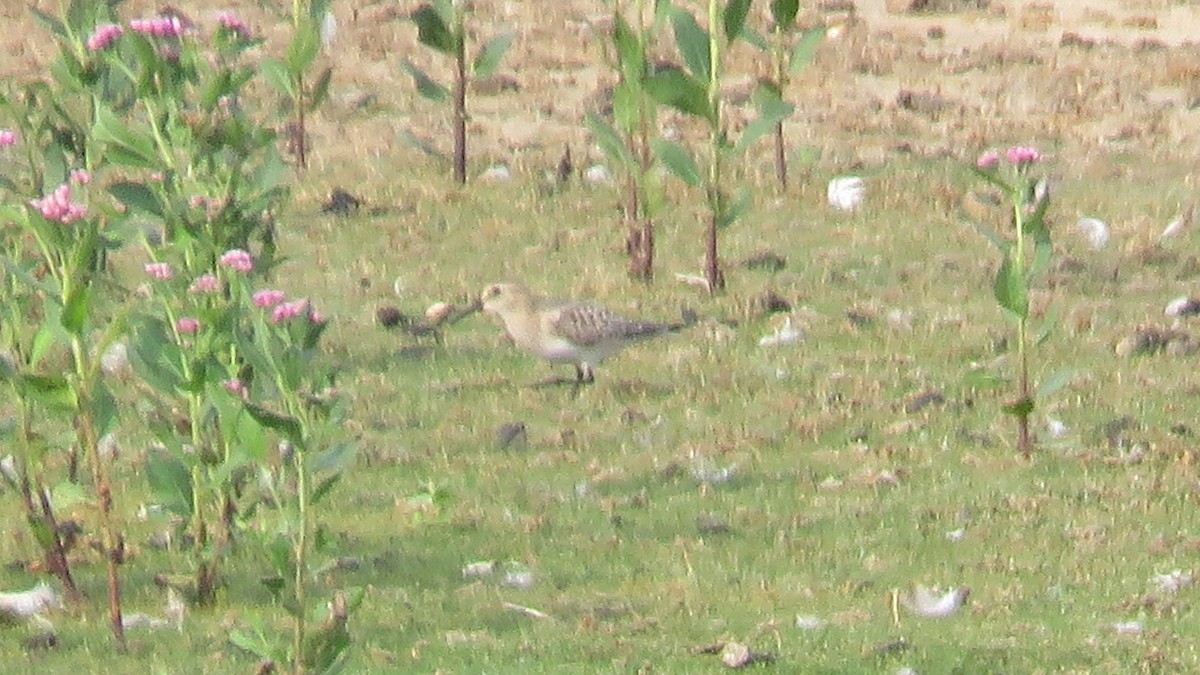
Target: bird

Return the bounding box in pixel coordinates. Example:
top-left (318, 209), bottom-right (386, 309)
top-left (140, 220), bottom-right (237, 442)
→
top-left (900, 585), bottom-right (970, 618)
top-left (479, 282), bottom-right (689, 384)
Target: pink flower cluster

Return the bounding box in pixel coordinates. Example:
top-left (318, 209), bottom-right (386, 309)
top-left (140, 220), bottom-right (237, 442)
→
top-left (129, 15), bottom-right (183, 37)
top-left (0, 129), bottom-right (16, 146)
top-left (216, 12), bottom-right (250, 38)
top-left (272, 298), bottom-right (310, 323)
top-left (176, 317), bottom-right (200, 334)
top-left (219, 249), bottom-right (253, 273)
top-left (70, 168), bottom-right (91, 184)
top-left (87, 23), bottom-right (124, 50)
top-left (253, 289), bottom-right (286, 308)
top-left (223, 379), bottom-right (246, 397)
top-left (189, 274), bottom-right (219, 294)
top-left (1006, 146), bottom-right (1040, 164)
top-left (977, 146), bottom-right (1042, 170)
top-left (145, 262), bottom-right (174, 280)
top-left (29, 185), bottom-right (87, 224)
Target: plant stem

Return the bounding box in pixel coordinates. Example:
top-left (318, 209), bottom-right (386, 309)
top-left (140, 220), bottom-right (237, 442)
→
top-left (14, 397), bottom-right (82, 602)
top-left (704, 0), bottom-right (725, 294)
top-left (772, 23), bottom-right (787, 189)
top-left (293, 449), bottom-right (310, 674)
top-left (72, 336), bottom-right (125, 651)
top-left (1012, 180), bottom-right (1032, 458)
top-left (453, 7), bottom-right (467, 185)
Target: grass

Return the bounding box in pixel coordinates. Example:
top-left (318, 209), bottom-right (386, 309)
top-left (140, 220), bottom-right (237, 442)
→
top-left (4, 1), bottom-right (1200, 672)
top-left (3, 151), bottom-right (1198, 673)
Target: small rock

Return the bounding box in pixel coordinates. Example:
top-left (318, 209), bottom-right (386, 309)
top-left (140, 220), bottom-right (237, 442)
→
top-left (945, 528), bottom-right (966, 541)
top-left (721, 642), bottom-right (751, 668)
top-left (1076, 217), bottom-right (1109, 249)
top-left (462, 560), bottom-right (497, 578)
top-left (696, 513), bottom-right (730, 535)
top-left (904, 389), bottom-right (945, 414)
top-left (1150, 570), bottom-right (1193, 594)
top-left (376, 306), bottom-right (405, 329)
top-left (583, 164), bottom-right (611, 184)
top-left (479, 165), bottom-right (512, 182)
top-left (795, 615), bottom-right (826, 630)
top-left (321, 188), bottom-right (362, 215)
top-left (1111, 620), bottom-right (1143, 635)
top-left (496, 422), bottom-right (527, 449)
top-left (828, 176), bottom-right (865, 211)
top-left (740, 251), bottom-right (787, 272)
top-left (100, 341), bottom-right (129, 375)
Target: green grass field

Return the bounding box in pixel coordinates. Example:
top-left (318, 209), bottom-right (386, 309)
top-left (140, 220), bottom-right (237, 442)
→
top-left (5, 149), bottom-right (1199, 673)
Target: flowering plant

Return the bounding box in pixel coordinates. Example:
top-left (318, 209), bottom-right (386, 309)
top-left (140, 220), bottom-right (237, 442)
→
top-left (968, 146), bottom-right (1067, 457)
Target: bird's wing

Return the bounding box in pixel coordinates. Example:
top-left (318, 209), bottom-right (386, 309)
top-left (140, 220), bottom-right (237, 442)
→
top-left (548, 302), bottom-right (665, 346)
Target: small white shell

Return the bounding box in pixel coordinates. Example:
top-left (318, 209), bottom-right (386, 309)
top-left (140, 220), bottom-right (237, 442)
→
top-left (827, 176), bottom-right (865, 211)
top-left (1076, 217), bottom-right (1109, 249)
top-left (583, 165), bottom-right (612, 184)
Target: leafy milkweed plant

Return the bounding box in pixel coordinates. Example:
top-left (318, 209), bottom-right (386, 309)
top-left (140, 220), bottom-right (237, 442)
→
top-left (967, 146), bottom-right (1070, 458)
top-left (0, 2), bottom-right (360, 665)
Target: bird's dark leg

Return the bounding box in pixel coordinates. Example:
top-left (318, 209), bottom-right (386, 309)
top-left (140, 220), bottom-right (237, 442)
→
top-left (575, 364), bottom-right (595, 384)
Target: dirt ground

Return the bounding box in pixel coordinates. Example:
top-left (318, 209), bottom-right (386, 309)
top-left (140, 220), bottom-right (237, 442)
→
top-left (5, 0), bottom-right (1200, 184)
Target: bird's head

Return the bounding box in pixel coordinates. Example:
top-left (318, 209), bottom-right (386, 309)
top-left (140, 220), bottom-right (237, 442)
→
top-left (479, 282), bottom-right (532, 316)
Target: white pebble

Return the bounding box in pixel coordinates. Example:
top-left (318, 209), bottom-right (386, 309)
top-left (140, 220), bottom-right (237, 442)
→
top-left (1076, 217), bottom-right (1109, 249)
top-left (828, 176), bottom-right (866, 211)
top-left (583, 165), bottom-right (612, 184)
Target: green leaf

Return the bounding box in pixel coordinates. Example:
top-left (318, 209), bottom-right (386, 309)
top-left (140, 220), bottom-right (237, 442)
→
top-left (61, 284), bottom-right (91, 335)
top-left (670, 9), bottom-right (711, 82)
top-left (611, 80), bottom-right (641, 134)
top-left (412, 4), bottom-right (460, 57)
top-left (307, 66), bottom-right (334, 111)
top-left (245, 402), bottom-right (304, 446)
top-left (771, 0), bottom-right (800, 27)
top-left (645, 68), bottom-right (712, 122)
top-left (586, 113), bottom-right (631, 168)
top-left (723, 0), bottom-right (753, 44)
top-left (260, 58), bottom-right (295, 99)
top-left (107, 182), bottom-right (163, 217)
top-left (733, 85), bottom-right (794, 155)
top-left (147, 451), bottom-right (194, 517)
top-left (789, 25), bottom-right (827, 71)
top-left (24, 374), bottom-right (72, 410)
top-left (652, 138), bottom-right (700, 186)
top-left (311, 474), bottom-right (341, 506)
top-left (472, 32), bottom-right (515, 79)
top-left (1036, 370), bottom-right (1075, 400)
top-left (286, 21), bottom-right (321, 73)
top-left (401, 61), bottom-right (450, 103)
top-left (91, 381), bottom-right (119, 437)
top-left (29, 6), bottom-right (67, 39)
top-left (992, 256), bottom-right (1028, 320)
top-left (92, 106), bottom-right (160, 169)
top-left (613, 13), bottom-right (645, 84)
top-left (1029, 240), bottom-right (1053, 281)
